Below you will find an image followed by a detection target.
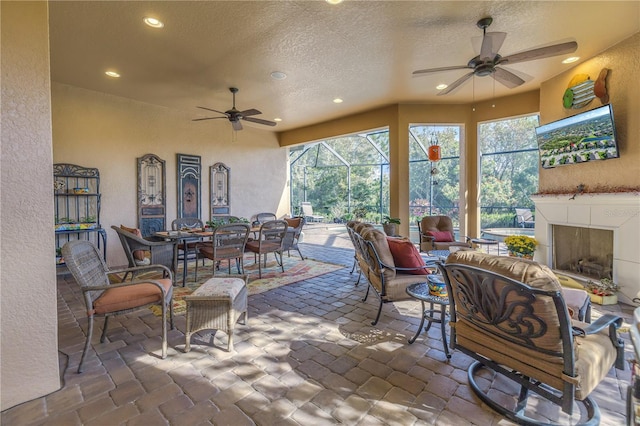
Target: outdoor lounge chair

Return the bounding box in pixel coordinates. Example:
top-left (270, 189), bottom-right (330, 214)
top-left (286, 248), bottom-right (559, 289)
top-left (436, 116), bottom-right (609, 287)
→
top-left (417, 215), bottom-right (471, 253)
top-left (439, 250), bottom-right (624, 425)
top-left (62, 240), bottom-right (174, 373)
top-left (300, 202), bottom-right (324, 223)
top-left (515, 208), bottom-right (535, 228)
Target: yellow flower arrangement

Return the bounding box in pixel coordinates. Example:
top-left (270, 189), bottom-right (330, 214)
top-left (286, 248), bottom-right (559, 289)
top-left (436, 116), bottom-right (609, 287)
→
top-left (504, 235), bottom-right (538, 257)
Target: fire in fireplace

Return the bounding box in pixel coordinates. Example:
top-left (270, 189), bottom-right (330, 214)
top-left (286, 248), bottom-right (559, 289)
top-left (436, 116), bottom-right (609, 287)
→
top-left (552, 225), bottom-right (613, 280)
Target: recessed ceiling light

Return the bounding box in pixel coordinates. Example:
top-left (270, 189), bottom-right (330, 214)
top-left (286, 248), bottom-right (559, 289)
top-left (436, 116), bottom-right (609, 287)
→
top-left (562, 56), bottom-right (580, 64)
top-left (325, 0), bottom-right (344, 4)
top-left (143, 17), bottom-right (164, 28)
top-left (333, 98), bottom-right (343, 104)
top-left (270, 71), bottom-right (287, 80)
top-left (105, 70), bottom-right (120, 78)
top-left (436, 84), bottom-right (448, 90)
top-left (274, 118), bottom-right (282, 122)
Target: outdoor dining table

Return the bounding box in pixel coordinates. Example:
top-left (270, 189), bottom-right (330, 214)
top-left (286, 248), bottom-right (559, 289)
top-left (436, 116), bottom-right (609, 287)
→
top-left (155, 230), bottom-right (211, 286)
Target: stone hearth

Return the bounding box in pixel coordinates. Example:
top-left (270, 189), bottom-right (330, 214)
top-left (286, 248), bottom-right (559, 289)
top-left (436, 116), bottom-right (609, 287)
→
top-left (531, 192), bottom-right (640, 304)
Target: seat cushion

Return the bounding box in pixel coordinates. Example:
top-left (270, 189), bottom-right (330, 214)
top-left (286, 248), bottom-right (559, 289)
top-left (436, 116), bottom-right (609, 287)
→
top-left (92, 278), bottom-right (172, 315)
top-left (284, 217), bottom-right (302, 229)
top-left (190, 277), bottom-right (246, 301)
top-left (386, 237), bottom-right (430, 275)
top-left (426, 230), bottom-right (454, 242)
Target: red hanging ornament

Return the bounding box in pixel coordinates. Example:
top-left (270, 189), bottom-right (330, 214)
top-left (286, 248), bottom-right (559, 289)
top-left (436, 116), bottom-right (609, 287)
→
top-left (428, 145), bottom-right (441, 162)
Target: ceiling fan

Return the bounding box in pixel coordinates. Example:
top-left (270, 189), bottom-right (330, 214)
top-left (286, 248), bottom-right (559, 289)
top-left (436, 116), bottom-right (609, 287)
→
top-left (193, 87), bottom-right (276, 131)
top-left (413, 17), bottom-right (578, 95)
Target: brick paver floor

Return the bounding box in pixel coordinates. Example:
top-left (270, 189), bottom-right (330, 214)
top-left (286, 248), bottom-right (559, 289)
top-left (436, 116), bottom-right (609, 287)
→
top-left (1, 224), bottom-right (634, 425)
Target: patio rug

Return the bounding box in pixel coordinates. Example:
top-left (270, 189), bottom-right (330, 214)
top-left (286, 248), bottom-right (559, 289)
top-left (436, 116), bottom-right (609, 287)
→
top-left (147, 255), bottom-right (343, 316)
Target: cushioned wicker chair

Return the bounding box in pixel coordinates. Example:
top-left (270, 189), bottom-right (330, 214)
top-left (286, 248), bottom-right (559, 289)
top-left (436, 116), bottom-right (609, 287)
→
top-left (417, 215), bottom-right (471, 252)
top-left (282, 216), bottom-right (305, 260)
top-left (439, 250), bottom-right (624, 425)
top-left (112, 225), bottom-right (175, 281)
top-left (245, 220), bottom-right (288, 278)
top-left (62, 240), bottom-right (174, 373)
top-left (195, 223), bottom-right (250, 278)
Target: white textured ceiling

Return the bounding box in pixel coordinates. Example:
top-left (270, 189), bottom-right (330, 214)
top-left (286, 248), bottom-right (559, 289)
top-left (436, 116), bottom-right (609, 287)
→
top-left (48, 1), bottom-right (640, 132)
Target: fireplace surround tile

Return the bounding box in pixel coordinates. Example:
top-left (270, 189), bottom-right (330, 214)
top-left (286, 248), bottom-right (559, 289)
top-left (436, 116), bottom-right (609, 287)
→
top-left (532, 193), bottom-right (640, 304)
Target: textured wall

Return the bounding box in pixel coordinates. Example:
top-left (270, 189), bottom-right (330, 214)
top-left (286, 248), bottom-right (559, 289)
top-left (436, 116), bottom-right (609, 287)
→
top-left (51, 83), bottom-right (288, 267)
top-left (539, 32), bottom-right (640, 194)
top-left (1, 1), bottom-right (61, 410)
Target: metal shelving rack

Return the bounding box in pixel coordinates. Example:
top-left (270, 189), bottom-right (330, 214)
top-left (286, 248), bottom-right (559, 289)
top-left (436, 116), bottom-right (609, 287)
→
top-left (53, 163), bottom-right (107, 266)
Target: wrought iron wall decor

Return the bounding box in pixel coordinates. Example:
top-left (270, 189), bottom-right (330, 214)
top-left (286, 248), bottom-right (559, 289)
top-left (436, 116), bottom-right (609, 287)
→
top-left (137, 154), bottom-right (166, 236)
top-left (210, 162), bottom-right (230, 217)
top-left (177, 154), bottom-right (201, 219)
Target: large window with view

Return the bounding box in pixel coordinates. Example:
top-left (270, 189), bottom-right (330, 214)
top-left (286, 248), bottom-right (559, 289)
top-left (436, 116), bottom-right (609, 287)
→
top-left (478, 114), bottom-right (540, 230)
top-left (409, 125), bottom-right (463, 241)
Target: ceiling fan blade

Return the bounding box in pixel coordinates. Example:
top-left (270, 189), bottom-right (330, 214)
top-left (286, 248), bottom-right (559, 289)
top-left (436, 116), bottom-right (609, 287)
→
top-left (192, 117), bottom-right (226, 122)
top-left (231, 120), bottom-right (243, 131)
top-left (197, 106), bottom-right (228, 116)
top-left (493, 67), bottom-right (525, 88)
top-left (500, 41), bottom-right (578, 65)
top-left (480, 32), bottom-right (507, 60)
top-left (413, 65), bottom-right (469, 75)
top-left (438, 72), bottom-right (474, 96)
top-left (243, 116), bottom-right (277, 127)
top-left (240, 108), bottom-right (262, 117)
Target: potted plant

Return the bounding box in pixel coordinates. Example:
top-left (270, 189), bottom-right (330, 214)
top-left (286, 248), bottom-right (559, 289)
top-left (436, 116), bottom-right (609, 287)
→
top-left (382, 216), bottom-right (401, 236)
top-left (586, 277), bottom-right (619, 305)
top-left (504, 235), bottom-right (538, 259)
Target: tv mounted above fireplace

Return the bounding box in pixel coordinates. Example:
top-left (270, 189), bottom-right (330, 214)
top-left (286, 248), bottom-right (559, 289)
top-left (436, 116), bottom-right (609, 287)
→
top-left (535, 104), bottom-right (619, 169)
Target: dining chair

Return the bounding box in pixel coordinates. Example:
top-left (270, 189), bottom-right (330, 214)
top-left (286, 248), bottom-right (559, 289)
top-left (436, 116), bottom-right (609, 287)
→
top-left (252, 212), bottom-right (277, 227)
top-left (282, 216), bottom-right (305, 259)
top-left (245, 220), bottom-right (288, 278)
top-left (195, 223), bottom-right (251, 279)
top-left (171, 217), bottom-right (205, 266)
top-left (62, 240), bottom-right (174, 373)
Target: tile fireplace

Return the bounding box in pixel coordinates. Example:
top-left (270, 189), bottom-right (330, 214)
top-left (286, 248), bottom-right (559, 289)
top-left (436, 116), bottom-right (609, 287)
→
top-left (531, 192), bottom-right (640, 304)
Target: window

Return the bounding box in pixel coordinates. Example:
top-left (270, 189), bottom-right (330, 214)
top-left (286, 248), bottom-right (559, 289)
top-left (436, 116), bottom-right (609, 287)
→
top-left (478, 114), bottom-right (539, 229)
top-left (409, 125), bottom-right (463, 229)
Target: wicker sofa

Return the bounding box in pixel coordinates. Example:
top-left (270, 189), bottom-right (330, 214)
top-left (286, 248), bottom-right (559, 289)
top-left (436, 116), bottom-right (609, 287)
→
top-left (346, 221), bottom-right (434, 325)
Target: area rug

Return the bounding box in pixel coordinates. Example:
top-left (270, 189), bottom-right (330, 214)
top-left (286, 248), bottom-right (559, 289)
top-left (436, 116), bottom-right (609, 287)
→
top-left (148, 255), bottom-right (343, 316)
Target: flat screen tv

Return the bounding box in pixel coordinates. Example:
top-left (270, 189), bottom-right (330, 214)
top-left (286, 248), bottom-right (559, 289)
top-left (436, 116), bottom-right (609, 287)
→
top-left (535, 104), bottom-right (619, 169)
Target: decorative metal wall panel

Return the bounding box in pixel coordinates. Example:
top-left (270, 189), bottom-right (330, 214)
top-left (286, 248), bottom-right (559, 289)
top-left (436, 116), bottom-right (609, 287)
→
top-left (177, 154), bottom-right (201, 219)
top-left (210, 162), bottom-right (230, 218)
top-left (137, 154), bottom-right (166, 236)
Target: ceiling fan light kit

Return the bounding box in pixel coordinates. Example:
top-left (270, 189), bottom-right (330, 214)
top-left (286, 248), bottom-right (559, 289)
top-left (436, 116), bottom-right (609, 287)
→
top-left (413, 16), bottom-right (578, 96)
top-left (193, 87), bottom-right (277, 131)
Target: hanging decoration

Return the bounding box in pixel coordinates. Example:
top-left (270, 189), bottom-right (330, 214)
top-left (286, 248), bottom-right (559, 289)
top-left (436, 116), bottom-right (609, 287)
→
top-left (428, 131), bottom-right (441, 162)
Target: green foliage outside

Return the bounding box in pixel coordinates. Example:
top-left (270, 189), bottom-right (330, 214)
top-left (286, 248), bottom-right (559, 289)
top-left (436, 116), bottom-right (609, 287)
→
top-left (290, 116), bottom-right (539, 229)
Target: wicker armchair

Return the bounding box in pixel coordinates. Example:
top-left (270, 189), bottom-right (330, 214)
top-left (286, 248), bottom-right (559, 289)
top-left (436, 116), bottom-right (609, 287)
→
top-left (252, 212), bottom-right (277, 227)
top-left (62, 240), bottom-right (174, 373)
top-left (282, 216), bottom-right (305, 259)
top-left (245, 220), bottom-right (288, 278)
top-left (439, 250), bottom-right (624, 424)
top-left (112, 225), bottom-right (175, 280)
top-left (195, 223), bottom-right (250, 279)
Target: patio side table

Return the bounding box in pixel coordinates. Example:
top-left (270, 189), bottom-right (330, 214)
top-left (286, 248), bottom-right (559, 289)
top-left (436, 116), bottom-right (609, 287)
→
top-left (406, 279), bottom-right (451, 358)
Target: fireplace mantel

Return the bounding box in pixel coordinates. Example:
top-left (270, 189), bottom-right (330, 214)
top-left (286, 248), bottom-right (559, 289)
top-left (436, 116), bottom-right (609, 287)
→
top-left (531, 192), bottom-right (640, 304)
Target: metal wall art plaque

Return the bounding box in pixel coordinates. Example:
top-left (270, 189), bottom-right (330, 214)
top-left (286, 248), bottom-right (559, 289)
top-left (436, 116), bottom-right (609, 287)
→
top-left (177, 154), bottom-right (201, 219)
top-left (137, 154), bottom-right (166, 236)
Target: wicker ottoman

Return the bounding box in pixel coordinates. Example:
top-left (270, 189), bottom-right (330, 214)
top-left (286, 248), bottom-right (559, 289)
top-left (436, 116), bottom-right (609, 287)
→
top-left (184, 276), bottom-right (248, 352)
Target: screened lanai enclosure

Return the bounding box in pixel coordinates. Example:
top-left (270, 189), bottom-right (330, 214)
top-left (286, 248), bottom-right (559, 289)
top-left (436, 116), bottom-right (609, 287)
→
top-left (289, 125), bottom-right (463, 228)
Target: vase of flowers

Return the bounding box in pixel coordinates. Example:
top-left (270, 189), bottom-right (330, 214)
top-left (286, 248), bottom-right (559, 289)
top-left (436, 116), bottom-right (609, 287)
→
top-left (504, 235), bottom-right (538, 259)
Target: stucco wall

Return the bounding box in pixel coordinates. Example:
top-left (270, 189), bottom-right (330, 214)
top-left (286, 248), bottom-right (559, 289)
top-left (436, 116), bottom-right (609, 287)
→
top-left (1, 1), bottom-right (61, 410)
top-left (52, 83), bottom-right (289, 268)
top-left (539, 32), bottom-right (640, 193)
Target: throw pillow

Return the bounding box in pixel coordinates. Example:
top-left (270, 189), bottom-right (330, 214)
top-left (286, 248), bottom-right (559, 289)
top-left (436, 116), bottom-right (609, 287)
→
top-left (426, 230), bottom-right (454, 242)
top-left (120, 225), bottom-right (147, 261)
top-left (386, 237), bottom-right (430, 275)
